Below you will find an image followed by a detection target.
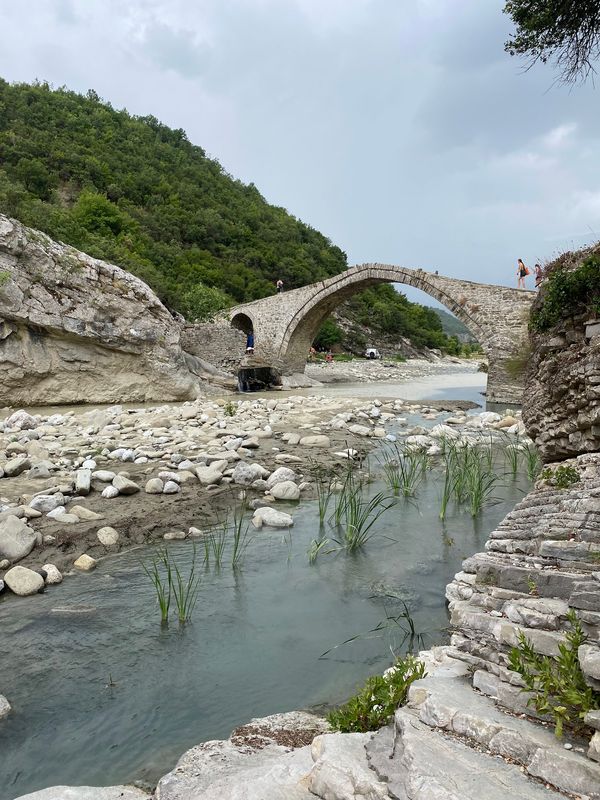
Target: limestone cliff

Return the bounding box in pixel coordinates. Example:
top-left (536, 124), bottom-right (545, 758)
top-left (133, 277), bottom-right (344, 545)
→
top-left (0, 215), bottom-right (200, 405)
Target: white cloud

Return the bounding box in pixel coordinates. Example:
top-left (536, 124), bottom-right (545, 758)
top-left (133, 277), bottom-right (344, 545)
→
top-left (542, 122), bottom-right (578, 150)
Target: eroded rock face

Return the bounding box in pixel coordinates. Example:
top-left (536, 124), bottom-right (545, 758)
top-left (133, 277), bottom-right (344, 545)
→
top-left (0, 215), bottom-right (199, 405)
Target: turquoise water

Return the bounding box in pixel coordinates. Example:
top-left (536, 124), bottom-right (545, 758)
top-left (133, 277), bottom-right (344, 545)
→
top-left (0, 425), bottom-right (531, 800)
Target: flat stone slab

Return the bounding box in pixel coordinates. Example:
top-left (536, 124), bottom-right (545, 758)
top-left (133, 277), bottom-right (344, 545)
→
top-left (368, 711), bottom-right (565, 800)
top-left (156, 711), bottom-right (327, 800)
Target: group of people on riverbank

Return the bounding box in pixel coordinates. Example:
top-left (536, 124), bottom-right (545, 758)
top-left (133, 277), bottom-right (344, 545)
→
top-left (517, 258), bottom-right (543, 289)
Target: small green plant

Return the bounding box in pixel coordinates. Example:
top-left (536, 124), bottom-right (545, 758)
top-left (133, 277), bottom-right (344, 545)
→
top-left (0, 270), bottom-right (10, 288)
top-left (541, 464), bottom-right (580, 489)
top-left (509, 612), bottom-right (600, 737)
top-left (327, 655), bottom-right (426, 733)
top-left (526, 573), bottom-right (539, 597)
top-left (224, 401), bottom-right (237, 417)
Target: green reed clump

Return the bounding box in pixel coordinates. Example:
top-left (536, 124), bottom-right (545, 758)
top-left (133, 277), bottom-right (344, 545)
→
top-left (204, 525), bottom-right (227, 568)
top-left (379, 443), bottom-right (427, 497)
top-left (171, 543), bottom-right (200, 623)
top-left (231, 505), bottom-right (251, 569)
top-left (336, 487), bottom-right (395, 552)
top-left (439, 440), bottom-right (500, 518)
top-left (310, 460), bottom-right (337, 525)
top-left (330, 462), bottom-right (360, 526)
top-left (141, 548), bottom-right (172, 623)
top-left (522, 442), bottom-right (542, 481)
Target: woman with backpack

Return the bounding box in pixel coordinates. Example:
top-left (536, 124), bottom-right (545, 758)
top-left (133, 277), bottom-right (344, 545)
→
top-left (517, 258), bottom-right (529, 289)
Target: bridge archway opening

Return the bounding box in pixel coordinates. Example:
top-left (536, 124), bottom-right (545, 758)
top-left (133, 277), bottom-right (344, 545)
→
top-left (281, 274), bottom-right (487, 373)
top-left (230, 312), bottom-right (254, 336)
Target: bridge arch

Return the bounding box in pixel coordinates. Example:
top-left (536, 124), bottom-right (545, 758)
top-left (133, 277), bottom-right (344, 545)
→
top-left (230, 312), bottom-right (255, 336)
top-left (280, 264), bottom-right (487, 369)
top-left (226, 263), bottom-right (535, 404)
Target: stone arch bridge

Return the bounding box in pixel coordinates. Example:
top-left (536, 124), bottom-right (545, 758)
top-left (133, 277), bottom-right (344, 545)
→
top-left (226, 264), bottom-right (535, 404)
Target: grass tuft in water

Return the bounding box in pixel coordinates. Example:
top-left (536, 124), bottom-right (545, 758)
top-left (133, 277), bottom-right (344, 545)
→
top-left (522, 442), bottom-right (542, 481)
top-left (141, 548), bottom-right (172, 624)
top-left (336, 487), bottom-right (395, 552)
top-left (231, 505), bottom-right (252, 570)
top-left (379, 443), bottom-right (427, 497)
top-left (171, 543), bottom-right (200, 624)
top-left (307, 537), bottom-right (332, 564)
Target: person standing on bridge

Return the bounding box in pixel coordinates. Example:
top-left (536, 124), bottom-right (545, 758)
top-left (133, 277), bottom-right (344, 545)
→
top-left (534, 263), bottom-right (543, 288)
top-left (276, 279), bottom-right (284, 293)
top-left (516, 258), bottom-right (529, 289)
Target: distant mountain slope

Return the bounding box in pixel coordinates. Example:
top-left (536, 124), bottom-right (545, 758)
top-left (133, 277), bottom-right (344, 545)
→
top-left (431, 307), bottom-right (475, 342)
top-left (0, 79), bottom-right (459, 353)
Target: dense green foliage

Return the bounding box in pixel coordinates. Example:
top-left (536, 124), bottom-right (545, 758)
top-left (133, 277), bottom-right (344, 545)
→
top-left (531, 255), bottom-right (600, 331)
top-left (314, 318), bottom-right (344, 350)
top-left (509, 612), bottom-right (600, 737)
top-left (504, 0), bottom-right (600, 82)
top-left (0, 80), bottom-right (346, 314)
top-left (0, 80), bottom-right (465, 347)
top-left (327, 656), bottom-right (426, 733)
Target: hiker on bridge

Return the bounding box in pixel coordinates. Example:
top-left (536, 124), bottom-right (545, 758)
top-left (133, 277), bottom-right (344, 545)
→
top-left (534, 263), bottom-right (543, 288)
top-left (276, 279), bottom-right (284, 293)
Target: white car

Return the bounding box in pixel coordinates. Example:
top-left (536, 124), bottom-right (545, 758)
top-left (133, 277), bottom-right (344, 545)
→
top-left (364, 348), bottom-right (381, 360)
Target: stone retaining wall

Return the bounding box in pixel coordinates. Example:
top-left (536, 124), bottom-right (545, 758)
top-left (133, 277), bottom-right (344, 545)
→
top-left (181, 322), bottom-right (244, 373)
top-left (524, 312), bottom-right (600, 463)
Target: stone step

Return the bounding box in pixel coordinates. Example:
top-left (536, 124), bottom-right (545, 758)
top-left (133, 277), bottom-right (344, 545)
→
top-left (367, 712), bottom-right (565, 800)
top-left (403, 671), bottom-right (600, 798)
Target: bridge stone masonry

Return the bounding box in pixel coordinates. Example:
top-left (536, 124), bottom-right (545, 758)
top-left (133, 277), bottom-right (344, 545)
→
top-left (226, 263), bottom-right (536, 405)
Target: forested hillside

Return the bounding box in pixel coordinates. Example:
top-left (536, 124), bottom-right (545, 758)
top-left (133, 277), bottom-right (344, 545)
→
top-left (0, 80), bottom-right (458, 351)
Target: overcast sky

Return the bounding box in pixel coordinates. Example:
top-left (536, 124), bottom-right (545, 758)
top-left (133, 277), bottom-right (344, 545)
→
top-left (1, 0), bottom-right (599, 304)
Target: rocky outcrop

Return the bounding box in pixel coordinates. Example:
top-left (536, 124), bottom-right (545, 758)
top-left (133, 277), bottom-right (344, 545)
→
top-left (446, 452), bottom-right (600, 762)
top-left (0, 215), bottom-right (199, 405)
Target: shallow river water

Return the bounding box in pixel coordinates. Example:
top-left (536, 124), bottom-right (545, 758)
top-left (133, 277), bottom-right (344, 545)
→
top-left (0, 372), bottom-right (527, 799)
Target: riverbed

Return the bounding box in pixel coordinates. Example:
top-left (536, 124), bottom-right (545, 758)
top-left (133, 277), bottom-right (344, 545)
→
top-left (0, 374), bottom-right (531, 799)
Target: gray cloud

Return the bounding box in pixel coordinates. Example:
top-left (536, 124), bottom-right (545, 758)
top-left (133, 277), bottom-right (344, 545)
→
top-left (1, 0), bottom-right (600, 302)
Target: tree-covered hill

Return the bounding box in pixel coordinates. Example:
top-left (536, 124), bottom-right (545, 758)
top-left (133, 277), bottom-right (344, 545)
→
top-left (0, 80), bottom-right (459, 352)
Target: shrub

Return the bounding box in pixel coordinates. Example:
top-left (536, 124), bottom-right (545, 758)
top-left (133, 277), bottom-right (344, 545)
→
top-left (327, 655), bottom-right (427, 732)
top-left (509, 612), bottom-right (600, 737)
top-left (540, 464), bottom-right (580, 489)
top-left (531, 255), bottom-right (600, 331)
